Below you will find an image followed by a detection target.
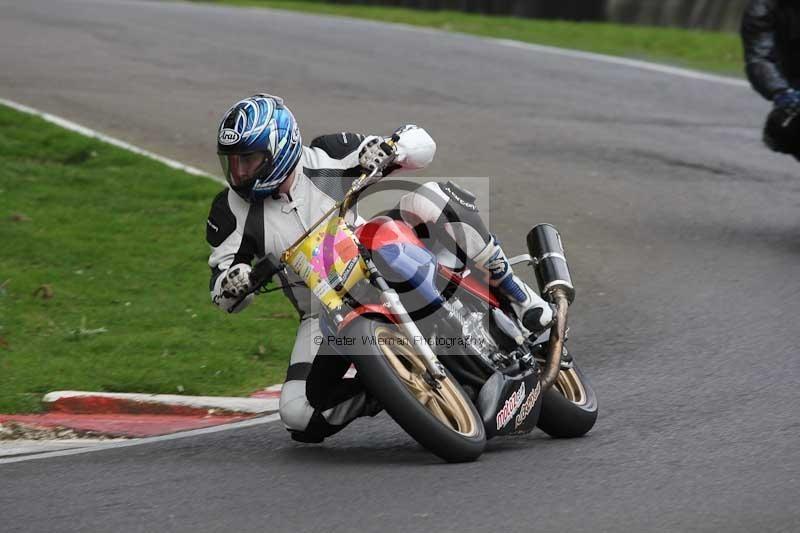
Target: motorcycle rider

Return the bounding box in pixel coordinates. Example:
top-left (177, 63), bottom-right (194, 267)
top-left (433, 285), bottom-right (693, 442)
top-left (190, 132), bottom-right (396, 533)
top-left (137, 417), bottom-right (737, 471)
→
top-left (741, 0), bottom-right (800, 158)
top-left (206, 94), bottom-right (554, 442)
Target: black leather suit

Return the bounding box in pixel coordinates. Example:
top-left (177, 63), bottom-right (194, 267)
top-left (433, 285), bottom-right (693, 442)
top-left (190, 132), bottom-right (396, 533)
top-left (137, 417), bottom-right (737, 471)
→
top-left (741, 0), bottom-right (800, 100)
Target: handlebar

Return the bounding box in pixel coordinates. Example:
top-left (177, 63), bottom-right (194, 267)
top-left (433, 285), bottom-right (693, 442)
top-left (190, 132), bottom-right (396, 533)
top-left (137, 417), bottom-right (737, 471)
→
top-left (337, 133), bottom-right (400, 218)
top-left (248, 254), bottom-right (282, 288)
top-left (227, 254), bottom-right (282, 313)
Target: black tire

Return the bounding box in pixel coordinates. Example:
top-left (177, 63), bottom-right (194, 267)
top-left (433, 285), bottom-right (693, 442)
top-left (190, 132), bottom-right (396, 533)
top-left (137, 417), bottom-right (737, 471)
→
top-left (536, 357), bottom-right (598, 438)
top-left (345, 317), bottom-right (486, 463)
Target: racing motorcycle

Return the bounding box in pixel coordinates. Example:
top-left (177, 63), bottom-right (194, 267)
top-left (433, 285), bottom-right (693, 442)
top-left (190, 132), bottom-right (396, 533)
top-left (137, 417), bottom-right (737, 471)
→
top-left (236, 144), bottom-right (598, 462)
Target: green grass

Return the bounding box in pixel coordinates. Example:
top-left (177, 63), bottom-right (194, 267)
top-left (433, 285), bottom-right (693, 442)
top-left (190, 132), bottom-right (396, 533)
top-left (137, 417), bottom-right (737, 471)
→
top-left (0, 105), bottom-right (297, 413)
top-left (188, 0), bottom-right (744, 76)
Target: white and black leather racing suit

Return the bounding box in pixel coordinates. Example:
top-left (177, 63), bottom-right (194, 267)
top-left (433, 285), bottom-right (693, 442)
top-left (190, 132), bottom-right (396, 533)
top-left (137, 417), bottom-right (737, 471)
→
top-left (206, 126), bottom-right (546, 442)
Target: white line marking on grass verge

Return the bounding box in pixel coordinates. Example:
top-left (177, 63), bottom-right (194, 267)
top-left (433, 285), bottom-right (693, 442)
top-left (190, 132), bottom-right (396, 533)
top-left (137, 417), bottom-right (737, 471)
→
top-left (490, 39), bottom-right (750, 88)
top-left (0, 414), bottom-right (281, 465)
top-left (0, 97), bottom-right (224, 184)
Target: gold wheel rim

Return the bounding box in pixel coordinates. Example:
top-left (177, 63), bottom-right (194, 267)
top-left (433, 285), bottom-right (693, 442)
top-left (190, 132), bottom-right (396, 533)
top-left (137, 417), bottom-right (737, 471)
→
top-left (554, 367), bottom-right (588, 406)
top-left (375, 327), bottom-right (478, 437)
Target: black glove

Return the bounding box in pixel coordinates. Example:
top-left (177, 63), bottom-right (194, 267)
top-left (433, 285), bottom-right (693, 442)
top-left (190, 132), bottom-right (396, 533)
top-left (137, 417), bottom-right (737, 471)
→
top-left (774, 89), bottom-right (800, 113)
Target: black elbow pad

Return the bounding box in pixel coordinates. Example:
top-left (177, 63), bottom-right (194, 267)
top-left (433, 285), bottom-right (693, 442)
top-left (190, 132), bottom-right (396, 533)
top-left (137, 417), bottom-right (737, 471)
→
top-left (206, 189), bottom-right (236, 247)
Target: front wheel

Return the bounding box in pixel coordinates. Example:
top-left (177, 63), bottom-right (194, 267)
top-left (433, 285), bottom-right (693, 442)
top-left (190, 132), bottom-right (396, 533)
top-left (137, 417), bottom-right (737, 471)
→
top-left (536, 356), bottom-right (598, 438)
top-left (345, 317), bottom-right (486, 463)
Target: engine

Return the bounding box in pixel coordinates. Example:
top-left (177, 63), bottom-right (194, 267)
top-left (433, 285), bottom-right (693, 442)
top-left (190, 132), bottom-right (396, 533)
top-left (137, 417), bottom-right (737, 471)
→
top-left (439, 298), bottom-right (528, 369)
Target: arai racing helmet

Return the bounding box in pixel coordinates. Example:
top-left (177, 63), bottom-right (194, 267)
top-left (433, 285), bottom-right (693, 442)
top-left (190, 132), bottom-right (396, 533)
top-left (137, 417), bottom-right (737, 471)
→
top-left (217, 93), bottom-right (302, 201)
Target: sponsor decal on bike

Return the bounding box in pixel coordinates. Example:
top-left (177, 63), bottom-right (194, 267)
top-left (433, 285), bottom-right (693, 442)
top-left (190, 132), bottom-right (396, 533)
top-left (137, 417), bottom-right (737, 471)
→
top-left (219, 128), bottom-right (241, 145)
top-left (442, 183), bottom-right (478, 211)
top-left (514, 380), bottom-right (542, 430)
top-left (496, 382), bottom-right (526, 430)
top-left (329, 256), bottom-right (360, 288)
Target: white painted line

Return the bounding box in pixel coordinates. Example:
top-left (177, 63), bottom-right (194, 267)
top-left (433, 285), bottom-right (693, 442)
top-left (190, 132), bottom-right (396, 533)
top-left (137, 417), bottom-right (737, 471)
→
top-left (0, 97), bottom-right (224, 184)
top-left (491, 39), bottom-right (749, 88)
top-left (0, 439), bottom-right (125, 459)
top-left (0, 413), bottom-right (281, 465)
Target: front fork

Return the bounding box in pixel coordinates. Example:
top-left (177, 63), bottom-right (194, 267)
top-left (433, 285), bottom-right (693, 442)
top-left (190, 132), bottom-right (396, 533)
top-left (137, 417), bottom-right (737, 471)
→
top-left (364, 254), bottom-right (447, 381)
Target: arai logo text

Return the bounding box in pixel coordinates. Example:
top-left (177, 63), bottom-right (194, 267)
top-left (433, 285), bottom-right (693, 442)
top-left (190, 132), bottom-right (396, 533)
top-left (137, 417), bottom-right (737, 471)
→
top-left (496, 382), bottom-right (526, 430)
top-left (219, 128), bottom-right (241, 145)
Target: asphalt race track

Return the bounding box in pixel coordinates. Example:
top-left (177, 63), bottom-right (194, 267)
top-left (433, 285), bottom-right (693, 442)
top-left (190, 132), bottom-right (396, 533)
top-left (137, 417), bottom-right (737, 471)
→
top-left (1, 1), bottom-right (799, 531)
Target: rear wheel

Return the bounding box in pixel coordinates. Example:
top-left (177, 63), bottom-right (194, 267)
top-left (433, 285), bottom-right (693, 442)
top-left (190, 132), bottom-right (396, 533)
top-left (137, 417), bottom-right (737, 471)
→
top-left (536, 356), bottom-right (598, 438)
top-left (346, 318), bottom-right (486, 463)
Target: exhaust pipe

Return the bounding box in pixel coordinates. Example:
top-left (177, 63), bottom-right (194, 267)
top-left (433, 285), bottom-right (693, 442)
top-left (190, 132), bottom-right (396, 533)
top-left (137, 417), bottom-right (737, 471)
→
top-left (526, 224), bottom-right (574, 392)
top-left (526, 223), bottom-right (575, 304)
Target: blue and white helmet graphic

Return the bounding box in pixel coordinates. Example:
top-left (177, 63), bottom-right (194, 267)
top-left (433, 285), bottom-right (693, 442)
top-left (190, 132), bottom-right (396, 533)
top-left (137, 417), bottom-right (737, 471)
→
top-left (217, 93), bottom-right (302, 201)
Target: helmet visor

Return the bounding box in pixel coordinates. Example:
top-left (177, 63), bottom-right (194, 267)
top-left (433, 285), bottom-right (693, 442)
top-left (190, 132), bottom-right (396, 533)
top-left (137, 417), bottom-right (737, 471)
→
top-left (219, 151), bottom-right (272, 188)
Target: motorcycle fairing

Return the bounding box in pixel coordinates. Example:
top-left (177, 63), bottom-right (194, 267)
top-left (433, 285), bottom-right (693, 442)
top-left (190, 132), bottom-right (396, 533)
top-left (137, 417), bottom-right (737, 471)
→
top-left (478, 369), bottom-right (543, 438)
top-left (372, 243), bottom-right (445, 307)
top-left (356, 216), bottom-right (424, 250)
top-left (437, 264), bottom-right (500, 307)
top-left (356, 216), bottom-right (502, 309)
top-left (336, 303), bottom-right (397, 332)
top-left (319, 305), bottom-right (392, 351)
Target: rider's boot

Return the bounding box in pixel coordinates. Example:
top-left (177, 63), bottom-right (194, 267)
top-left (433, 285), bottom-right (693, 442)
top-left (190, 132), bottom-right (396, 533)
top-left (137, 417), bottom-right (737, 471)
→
top-left (473, 235), bottom-right (554, 335)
